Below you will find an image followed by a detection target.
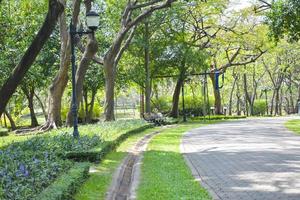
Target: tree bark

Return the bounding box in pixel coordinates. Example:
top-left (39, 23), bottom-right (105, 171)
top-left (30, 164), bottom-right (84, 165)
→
top-left (144, 21), bottom-right (151, 114)
top-left (274, 88), bottom-right (280, 115)
top-left (34, 92), bottom-right (47, 120)
top-left (170, 77), bottom-right (184, 118)
top-left (229, 74), bottom-right (238, 115)
top-left (0, 0), bottom-right (64, 116)
top-left (210, 73), bottom-right (222, 115)
top-left (66, 33), bottom-right (98, 126)
top-left (44, 0), bottom-right (80, 129)
top-left (87, 90), bottom-right (96, 123)
top-left (4, 110), bottom-right (16, 130)
top-left (104, 59), bottom-right (116, 121)
top-left (22, 86), bottom-right (39, 127)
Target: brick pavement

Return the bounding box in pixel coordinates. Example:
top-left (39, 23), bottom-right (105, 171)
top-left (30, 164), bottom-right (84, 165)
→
top-left (181, 117), bottom-right (300, 200)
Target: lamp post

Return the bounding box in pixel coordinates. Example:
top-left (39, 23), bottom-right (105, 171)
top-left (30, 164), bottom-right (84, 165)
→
top-left (69, 10), bottom-right (99, 138)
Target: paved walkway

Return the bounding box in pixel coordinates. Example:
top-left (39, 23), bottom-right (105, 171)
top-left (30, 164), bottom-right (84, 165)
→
top-left (181, 117), bottom-right (300, 200)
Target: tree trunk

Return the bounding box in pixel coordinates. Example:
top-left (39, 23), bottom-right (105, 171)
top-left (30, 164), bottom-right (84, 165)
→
top-left (170, 77), bottom-right (184, 118)
top-left (140, 87), bottom-right (145, 118)
top-left (34, 92), bottom-right (47, 120)
top-left (210, 73), bottom-right (222, 115)
top-left (66, 33), bottom-right (98, 126)
top-left (22, 86), bottom-right (39, 127)
top-left (229, 75), bottom-right (238, 115)
top-left (104, 59), bottom-right (116, 121)
top-left (144, 21), bottom-right (151, 114)
top-left (46, 11), bottom-right (70, 128)
top-left (28, 93), bottom-right (39, 127)
top-left (275, 88), bottom-right (280, 115)
top-left (41, 0), bottom-right (81, 131)
top-left (87, 90), bottom-right (96, 123)
top-left (4, 110), bottom-right (16, 130)
top-left (0, 0), bottom-right (64, 116)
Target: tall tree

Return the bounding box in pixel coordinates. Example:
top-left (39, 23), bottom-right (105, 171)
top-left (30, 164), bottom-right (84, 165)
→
top-left (0, 0), bottom-right (64, 116)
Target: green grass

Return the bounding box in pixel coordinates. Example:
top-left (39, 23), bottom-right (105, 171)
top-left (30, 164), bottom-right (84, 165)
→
top-left (137, 122), bottom-right (215, 200)
top-left (0, 119), bottom-right (147, 149)
top-left (285, 119), bottom-right (300, 134)
top-left (74, 127), bottom-right (161, 200)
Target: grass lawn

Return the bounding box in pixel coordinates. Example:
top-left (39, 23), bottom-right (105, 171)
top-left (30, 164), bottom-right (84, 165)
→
top-left (285, 119), bottom-right (300, 134)
top-left (137, 122), bottom-right (215, 200)
top-left (0, 119), bottom-right (147, 149)
top-left (74, 127), bottom-right (162, 200)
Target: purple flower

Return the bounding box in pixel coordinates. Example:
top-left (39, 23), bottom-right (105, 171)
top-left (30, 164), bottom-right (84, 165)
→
top-left (19, 164), bottom-right (26, 172)
top-left (18, 164), bottom-right (30, 177)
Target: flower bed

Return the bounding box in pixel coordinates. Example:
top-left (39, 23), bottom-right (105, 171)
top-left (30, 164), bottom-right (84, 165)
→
top-left (0, 133), bottom-right (101, 200)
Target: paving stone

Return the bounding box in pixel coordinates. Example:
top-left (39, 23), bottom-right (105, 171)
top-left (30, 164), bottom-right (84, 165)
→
top-left (181, 117), bottom-right (300, 200)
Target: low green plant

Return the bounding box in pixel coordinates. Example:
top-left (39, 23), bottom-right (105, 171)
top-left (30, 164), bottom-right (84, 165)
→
top-left (0, 133), bottom-right (101, 200)
top-left (35, 162), bottom-right (90, 200)
top-left (253, 99), bottom-right (267, 116)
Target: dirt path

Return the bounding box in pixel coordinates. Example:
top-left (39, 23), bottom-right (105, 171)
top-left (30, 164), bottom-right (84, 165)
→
top-left (105, 130), bottom-right (160, 200)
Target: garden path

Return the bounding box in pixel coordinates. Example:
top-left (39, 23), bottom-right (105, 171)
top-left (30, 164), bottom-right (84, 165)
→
top-left (181, 117), bottom-right (300, 200)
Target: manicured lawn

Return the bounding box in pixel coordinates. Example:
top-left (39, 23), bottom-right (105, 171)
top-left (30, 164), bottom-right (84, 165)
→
top-left (137, 122), bottom-right (214, 200)
top-left (285, 119), bottom-right (300, 134)
top-left (74, 127), bottom-right (161, 200)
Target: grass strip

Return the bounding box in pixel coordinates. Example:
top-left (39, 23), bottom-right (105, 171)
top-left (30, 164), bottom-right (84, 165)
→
top-left (73, 127), bottom-right (161, 200)
top-left (285, 119), bottom-right (300, 134)
top-left (137, 122), bottom-right (215, 200)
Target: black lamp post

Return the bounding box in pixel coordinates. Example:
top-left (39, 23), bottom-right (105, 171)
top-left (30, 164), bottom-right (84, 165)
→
top-left (69, 10), bottom-right (99, 138)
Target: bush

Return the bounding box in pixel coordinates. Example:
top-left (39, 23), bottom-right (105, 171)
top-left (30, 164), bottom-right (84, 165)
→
top-left (180, 95), bottom-right (214, 117)
top-left (151, 96), bottom-right (172, 113)
top-left (65, 124), bottom-right (153, 162)
top-left (253, 99), bottom-right (267, 116)
top-left (35, 162), bottom-right (90, 200)
top-left (0, 133), bottom-right (101, 200)
top-left (92, 102), bottom-right (103, 118)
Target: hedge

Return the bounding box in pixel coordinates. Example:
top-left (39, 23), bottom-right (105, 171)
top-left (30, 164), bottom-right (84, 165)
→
top-left (65, 124), bottom-right (153, 162)
top-left (34, 162), bottom-right (90, 200)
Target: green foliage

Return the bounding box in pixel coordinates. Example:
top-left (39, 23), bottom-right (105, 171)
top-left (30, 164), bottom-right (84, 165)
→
top-left (0, 133), bottom-right (101, 200)
top-left (35, 162), bottom-right (90, 200)
top-left (266, 0), bottom-right (300, 41)
top-left (253, 99), bottom-right (267, 116)
top-left (151, 96), bottom-right (172, 113)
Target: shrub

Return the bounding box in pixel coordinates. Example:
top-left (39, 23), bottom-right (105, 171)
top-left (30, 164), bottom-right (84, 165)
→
top-left (151, 96), bottom-right (172, 113)
top-left (35, 162), bottom-right (90, 200)
top-left (180, 95), bottom-right (214, 117)
top-left (92, 102), bottom-right (103, 118)
top-left (253, 99), bottom-right (267, 116)
top-left (0, 133), bottom-right (101, 200)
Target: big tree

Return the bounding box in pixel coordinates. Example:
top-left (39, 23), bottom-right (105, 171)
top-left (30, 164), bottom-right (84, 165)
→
top-left (0, 0), bottom-right (64, 116)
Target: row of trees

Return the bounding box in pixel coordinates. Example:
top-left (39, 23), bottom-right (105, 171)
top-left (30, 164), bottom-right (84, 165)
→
top-left (0, 0), bottom-right (300, 131)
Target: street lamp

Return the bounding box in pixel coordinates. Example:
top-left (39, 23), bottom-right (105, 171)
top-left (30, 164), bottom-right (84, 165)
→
top-left (69, 10), bottom-right (100, 138)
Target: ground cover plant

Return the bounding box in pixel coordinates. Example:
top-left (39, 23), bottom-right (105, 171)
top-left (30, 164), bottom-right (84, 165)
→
top-left (0, 120), bottom-right (147, 200)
